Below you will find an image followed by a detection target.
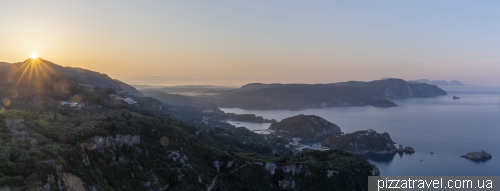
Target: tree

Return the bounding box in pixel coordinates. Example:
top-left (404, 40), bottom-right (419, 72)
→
top-left (53, 113), bottom-right (57, 121)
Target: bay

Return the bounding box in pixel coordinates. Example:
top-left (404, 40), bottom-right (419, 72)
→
top-left (221, 86), bottom-right (500, 176)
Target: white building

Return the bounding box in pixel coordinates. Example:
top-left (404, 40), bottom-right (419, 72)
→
top-left (115, 97), bottom-right (138, 105)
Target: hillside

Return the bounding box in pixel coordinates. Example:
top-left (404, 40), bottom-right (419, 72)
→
top-left (269, 115), bottom-right (342, 140)
top-left (0, 58), bottom-right (143, 97)
top-left (321, 129), bottom-right (413, 155)
top-left (0, 58), bottom-right (379, 190)
top-left (213, 79), bottom-right (447, 109)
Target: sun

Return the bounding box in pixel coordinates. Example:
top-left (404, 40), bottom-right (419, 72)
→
top-left (31, 53), bottom-right (38, 59)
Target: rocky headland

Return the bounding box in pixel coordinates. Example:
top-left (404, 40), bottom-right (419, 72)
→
top-left (269, 115), bottom-right (341, 140)
top-left (322, 129), bottom-right (414, 155)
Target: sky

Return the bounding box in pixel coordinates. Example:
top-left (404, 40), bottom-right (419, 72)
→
top-left (1, 0), bottom-right (500, 86)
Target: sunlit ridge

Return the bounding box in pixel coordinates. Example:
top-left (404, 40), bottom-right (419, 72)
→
top-left (14, 57), bottom-right (56, 87)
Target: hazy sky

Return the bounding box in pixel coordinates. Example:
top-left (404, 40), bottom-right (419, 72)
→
top-left (1, 1), bottom-right (500, 86)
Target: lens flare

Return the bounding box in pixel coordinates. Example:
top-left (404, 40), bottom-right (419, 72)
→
top-left (159, 136), bottom-right (170, 146)
top-left (10, 90), bottom-right (18, 98)
top-left (2, 97), bottom-right (10, 107)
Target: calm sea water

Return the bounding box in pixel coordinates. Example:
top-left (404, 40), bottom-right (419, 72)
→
top-left (221, 86), bottom-right (500, 176)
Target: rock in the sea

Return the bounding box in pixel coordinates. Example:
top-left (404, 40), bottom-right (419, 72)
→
top-left (461, 151), bottom-right (492, 160)
top-left (397, 144), bottom-right (405, 152)
top-left (404, 146), bottom-right (415, 153)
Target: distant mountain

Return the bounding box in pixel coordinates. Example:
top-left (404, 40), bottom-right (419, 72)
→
top-left (114, 79), bottom-right (144, 97)
top-left (140, 90), bottom-right (197, 105)
top-left (137, 85), bottom-right (235, 95)
top-left (122, 76), bottom-right (199, 85)
top-left (269, 115), bottom-right (342, 140)
top-left (408, 79), bottom-right (464, 86)
top-left (214, 78), bottom-right (447, 109)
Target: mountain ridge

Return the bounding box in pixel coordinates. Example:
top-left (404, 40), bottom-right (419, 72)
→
top-left (1, 58), bottom-right (144, 97)
top-left (213, 78), bottom-right (447, 109)
top-left (408, 79), bottom-right (464, 86)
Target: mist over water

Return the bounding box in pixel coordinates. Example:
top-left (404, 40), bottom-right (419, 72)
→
top-left (221, 86), bottom-right (500, 176)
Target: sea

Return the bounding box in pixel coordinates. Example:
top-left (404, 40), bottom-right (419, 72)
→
top-left (220, 86), bottom-right (500, 176)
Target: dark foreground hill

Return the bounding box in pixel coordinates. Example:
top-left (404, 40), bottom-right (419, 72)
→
top-left (0, 58), bottom-right (379, 190)
top-left (213, 79), bottom-right (447, 109)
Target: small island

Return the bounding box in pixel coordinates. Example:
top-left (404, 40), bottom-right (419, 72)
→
top-left (269, 115), bottom-right (341, 140)
top-left (453, 96), bottom-right (460, 100)
top-left (461, 151), bottom-right (492, 160)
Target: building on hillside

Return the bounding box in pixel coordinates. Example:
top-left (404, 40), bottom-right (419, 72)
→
top-left (116, 97), bottom-right (138, 105)
top-left (109, 94), bottom-right (137, 104)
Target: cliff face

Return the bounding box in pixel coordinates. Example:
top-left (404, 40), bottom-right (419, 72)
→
top-left (215, 78), bottom-right (447, 109)
top-left (322, 129), bottom-right (408, 154)
top-left (269, 115), bottom-right (341, 140)
top-left (80, 134), bottom-right (140, 152)
top-left (213, 149), bottom-right (379, 190)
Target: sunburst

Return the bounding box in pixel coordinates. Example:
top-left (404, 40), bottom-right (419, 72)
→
top-left (14, 55), bottom-right (56, 88)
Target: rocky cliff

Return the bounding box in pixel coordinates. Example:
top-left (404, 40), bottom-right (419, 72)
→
top-left (212, 149), bottom-right (379, 190)
top-left (80, 134), bottom-right (140, 152)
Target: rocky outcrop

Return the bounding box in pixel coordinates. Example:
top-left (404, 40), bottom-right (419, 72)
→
top-left (278, 179), bottom-right (296, 189)
top-left (264, 163), bottom-right (304, 176)
top-left (80, 134), bottom-right (140, 152)
top-left (461, 151), bottom-right (492, 160)
top-left (404, 146), bottom-right (415, 153)
top-left (226, 161), bottom-right (234, 168)
top-left (213, 161), bottom-right (223, 172)
top-left (327, 170), bottom-right (339, 178)
top-left (264, 163), bottom-right (278, 175)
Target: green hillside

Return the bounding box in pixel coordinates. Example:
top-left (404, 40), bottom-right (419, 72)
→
top-left (0, 59), bottom-right (378, 190)
top-left (269, 115), bottom-right (341, 140)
